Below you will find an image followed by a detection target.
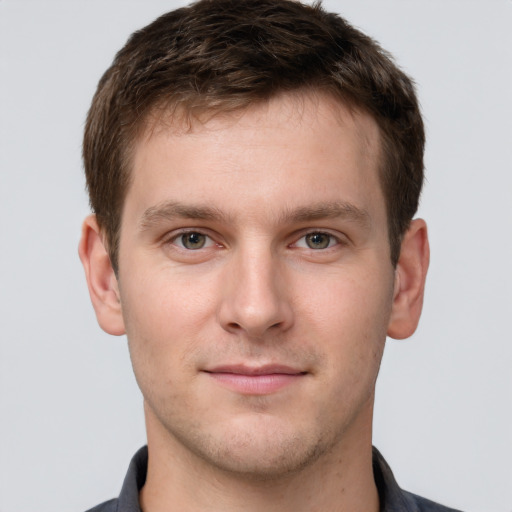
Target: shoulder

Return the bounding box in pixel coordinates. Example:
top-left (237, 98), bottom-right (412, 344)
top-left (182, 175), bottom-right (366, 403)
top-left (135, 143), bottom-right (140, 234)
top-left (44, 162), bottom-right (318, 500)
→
top-left (404, 490), bottom-right (464, 512)
top-left (84, 498), bottom-right (118, 512)
top-left (372, 447), bottom-right (464, 512)
top-left (83, 446), bottom-right (147, 512)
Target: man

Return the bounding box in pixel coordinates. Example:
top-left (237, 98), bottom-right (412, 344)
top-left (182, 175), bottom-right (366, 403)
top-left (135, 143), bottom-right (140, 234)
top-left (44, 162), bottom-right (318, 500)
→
top-left (78, 0), bottom-right (459, 510)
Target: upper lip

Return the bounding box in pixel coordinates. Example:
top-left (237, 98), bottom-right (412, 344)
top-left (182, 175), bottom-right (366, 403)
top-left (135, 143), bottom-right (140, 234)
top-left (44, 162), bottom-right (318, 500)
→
top-left (204, 364), bottom-right (306, 376)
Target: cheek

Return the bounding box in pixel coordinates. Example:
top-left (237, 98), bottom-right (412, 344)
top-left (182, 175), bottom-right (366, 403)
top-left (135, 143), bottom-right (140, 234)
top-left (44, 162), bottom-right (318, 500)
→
top-left (121, 262), bottom-right (217, 334)
top-left (296, 267), bottom-right (392, 377)
top-left (119, 267), bottom-right (218, 391)
top-left (298, 264), bottom-right (393, 332)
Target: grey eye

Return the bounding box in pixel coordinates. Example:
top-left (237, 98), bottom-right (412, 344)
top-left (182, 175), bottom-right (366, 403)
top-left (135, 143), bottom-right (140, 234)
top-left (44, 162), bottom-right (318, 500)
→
top-left (180, 232), bottom-right (207, 250)
top-left (305, 233), bottom-right (332, 249)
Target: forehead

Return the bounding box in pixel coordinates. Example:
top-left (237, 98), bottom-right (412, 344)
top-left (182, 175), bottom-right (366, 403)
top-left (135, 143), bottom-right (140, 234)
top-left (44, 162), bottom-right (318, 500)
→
top-left (143, 91), bottom-right (380, 159)
top-left (124, 92), bottom-right (384, 226)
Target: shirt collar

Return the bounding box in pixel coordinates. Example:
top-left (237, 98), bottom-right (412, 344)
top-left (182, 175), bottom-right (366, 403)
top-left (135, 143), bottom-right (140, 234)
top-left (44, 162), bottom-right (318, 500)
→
top-left (116, 446), bottom-right (147, 512)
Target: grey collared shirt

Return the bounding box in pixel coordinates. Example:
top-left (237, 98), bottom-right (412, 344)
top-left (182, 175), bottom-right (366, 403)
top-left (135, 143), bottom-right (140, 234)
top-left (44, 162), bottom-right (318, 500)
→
top-left (85, 446), bottom-right (463, 512)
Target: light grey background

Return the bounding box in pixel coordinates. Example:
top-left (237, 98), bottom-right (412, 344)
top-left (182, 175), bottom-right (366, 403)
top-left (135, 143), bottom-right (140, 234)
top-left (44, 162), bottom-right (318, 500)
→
top-left (1, 1), bottom-right (511, 511)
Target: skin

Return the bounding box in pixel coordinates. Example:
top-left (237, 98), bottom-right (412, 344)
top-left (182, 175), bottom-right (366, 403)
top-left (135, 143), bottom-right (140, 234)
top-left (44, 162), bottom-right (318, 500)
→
top-left (80, 92), bottom-right (429, 512)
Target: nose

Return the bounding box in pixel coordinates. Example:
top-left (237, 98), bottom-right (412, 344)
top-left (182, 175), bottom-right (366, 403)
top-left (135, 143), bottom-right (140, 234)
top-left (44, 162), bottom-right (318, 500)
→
top-left (217, 245), bottom-right (294, 339)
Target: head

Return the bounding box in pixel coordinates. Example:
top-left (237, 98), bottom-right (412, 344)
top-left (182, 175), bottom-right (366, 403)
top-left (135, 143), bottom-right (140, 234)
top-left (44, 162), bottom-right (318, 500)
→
top-left (83, 0), bottom-right (424, 273)
top-left (79, 0), bottom-right (429, 489)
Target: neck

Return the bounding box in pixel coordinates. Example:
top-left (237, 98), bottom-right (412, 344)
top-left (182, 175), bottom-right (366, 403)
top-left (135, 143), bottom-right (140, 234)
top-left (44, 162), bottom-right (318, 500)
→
top-left (140, 404), bottom-right (379, 512)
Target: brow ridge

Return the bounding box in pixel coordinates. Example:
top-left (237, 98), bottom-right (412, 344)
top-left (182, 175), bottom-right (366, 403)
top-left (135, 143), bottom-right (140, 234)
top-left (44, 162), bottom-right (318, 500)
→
top-left (139, 201), bottom-right (230, 231)
top-left (139, 200), bottom-right (371, 231)
top-left (282, 202), bottom-right (370, 225)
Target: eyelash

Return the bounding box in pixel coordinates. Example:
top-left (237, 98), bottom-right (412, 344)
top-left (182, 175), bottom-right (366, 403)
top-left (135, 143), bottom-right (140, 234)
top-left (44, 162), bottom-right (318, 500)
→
top-left (292, 231), bottom-right (341, 250)
top-left (165, 229), bottom-right (343, 251)
top-left (167, 230), bottom-right (218, 250)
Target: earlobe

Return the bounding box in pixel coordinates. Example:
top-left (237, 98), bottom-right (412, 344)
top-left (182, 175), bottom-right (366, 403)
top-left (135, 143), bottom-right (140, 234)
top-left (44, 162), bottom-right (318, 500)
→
top-left (78, 215), bottom-right (126, 336)
top-left (387, 219), bottom-right (430, 340)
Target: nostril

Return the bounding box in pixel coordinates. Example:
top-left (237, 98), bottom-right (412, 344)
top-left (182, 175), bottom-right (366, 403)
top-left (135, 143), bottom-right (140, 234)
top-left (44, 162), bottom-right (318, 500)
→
top-left (226, 322), bottom-right (242, 331)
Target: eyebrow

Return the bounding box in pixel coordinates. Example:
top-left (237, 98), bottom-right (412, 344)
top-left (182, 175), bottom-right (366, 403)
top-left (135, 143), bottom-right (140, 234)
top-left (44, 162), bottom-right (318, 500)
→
top-left (281, 202), bottom-right (371, 226)
top-left (139, 201), bottom-right (230, 231)
top-left (139, 200), bottom-right (371, 231)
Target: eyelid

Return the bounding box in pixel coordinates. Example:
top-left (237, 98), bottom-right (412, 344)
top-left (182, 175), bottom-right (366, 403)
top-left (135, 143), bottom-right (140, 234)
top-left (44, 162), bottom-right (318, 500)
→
top-left (164, 228), bottom-right (218, 249)
top-left (291, 230), bottom-right (346, 249)
top-left (161, 227), bottom-right (347, 251)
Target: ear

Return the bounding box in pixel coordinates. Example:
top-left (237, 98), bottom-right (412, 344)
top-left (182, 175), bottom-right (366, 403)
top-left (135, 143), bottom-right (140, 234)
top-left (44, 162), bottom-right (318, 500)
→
top-left (78, 215), bottom-right (126, 336)
top-left (387, 218), bottom-right (430, 340)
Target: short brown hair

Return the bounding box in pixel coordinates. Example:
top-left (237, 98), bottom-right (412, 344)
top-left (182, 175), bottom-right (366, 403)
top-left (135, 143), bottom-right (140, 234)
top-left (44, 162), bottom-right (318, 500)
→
top-left (83, 0), bottom-right (424, 271)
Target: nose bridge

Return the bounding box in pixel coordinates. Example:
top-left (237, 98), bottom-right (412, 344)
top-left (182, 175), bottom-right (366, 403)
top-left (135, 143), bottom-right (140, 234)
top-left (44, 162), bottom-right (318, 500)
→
top-left (218, 238), bottom-right (293, 337)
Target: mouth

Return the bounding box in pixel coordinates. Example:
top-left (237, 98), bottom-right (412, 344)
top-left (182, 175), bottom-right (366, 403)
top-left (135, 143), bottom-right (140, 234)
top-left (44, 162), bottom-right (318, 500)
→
top-left (202, 364), bottom-right (308, 395)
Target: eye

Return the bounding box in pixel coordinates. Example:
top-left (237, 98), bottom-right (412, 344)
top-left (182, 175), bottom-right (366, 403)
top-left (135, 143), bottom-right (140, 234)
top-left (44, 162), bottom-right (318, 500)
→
top-left (173, 232), bottom-right (214, 250)
top-left (295, 232), bottom-right (338, 250)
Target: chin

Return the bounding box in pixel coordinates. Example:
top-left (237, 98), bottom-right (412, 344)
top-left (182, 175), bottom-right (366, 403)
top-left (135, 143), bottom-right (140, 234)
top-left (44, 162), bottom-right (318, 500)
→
top-left (177, 416), bottom-right (335, 481)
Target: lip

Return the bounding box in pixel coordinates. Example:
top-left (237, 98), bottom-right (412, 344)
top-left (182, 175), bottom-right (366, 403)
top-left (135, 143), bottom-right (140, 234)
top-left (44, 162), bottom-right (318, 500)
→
top-left (203, 364), bottom-right (307, 395)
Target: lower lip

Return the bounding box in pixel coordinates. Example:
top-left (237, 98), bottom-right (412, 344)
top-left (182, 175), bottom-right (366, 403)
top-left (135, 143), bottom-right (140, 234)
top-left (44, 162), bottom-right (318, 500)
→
top-left (206, 372), bottom-right (305, 395)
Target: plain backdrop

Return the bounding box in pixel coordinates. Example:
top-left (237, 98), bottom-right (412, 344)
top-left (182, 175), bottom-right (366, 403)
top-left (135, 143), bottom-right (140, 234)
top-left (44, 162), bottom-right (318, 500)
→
top-left (1, 1), bottom-right (511, 511)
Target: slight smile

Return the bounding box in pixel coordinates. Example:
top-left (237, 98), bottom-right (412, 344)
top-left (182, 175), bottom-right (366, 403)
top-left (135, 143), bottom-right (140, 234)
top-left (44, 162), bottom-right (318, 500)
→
top-left (203, 365), bottom-right (308, 395)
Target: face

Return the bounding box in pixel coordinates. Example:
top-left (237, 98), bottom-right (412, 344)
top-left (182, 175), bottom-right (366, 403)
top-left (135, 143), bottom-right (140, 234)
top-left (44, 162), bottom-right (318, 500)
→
top-left (116, 93), bottom-right (396, 477)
